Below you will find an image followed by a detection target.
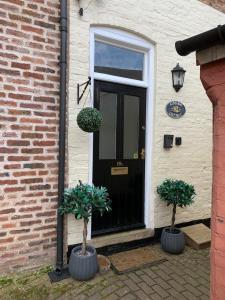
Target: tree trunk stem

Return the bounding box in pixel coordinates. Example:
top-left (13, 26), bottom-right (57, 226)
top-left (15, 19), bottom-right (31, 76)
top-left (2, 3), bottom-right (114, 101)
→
top-left (171, 204), bottom-right (176, 232)
top-left (82, 219), bottom-right (88, 255)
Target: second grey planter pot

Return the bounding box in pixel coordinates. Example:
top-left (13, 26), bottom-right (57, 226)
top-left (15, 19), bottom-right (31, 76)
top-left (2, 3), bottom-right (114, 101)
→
top-left (161, 227), bottom-right (185, 254)
top-left (69, 245), bottom-right (99, 281)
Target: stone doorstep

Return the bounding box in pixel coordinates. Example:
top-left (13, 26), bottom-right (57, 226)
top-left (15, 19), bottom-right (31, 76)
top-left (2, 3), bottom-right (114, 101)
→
top-left (181, 223), bottom-right (211, 250)
top-left (88, 228), bottom-right (155, 248)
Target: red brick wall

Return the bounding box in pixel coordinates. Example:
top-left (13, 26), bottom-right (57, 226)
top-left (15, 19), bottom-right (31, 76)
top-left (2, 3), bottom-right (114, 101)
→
top-left (200, 58), bottom-right (225, 300)
top-left (199, 0), bottom-right (225, 13)
top-left (0, 0), bottom-right (60, 273)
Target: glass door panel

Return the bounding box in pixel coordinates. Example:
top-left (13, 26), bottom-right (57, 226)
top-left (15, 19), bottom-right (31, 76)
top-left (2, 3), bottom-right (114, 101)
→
top-left (99, 92), bottom-right (117, 160)
top-left (123, 95), bottom-right (140, 159)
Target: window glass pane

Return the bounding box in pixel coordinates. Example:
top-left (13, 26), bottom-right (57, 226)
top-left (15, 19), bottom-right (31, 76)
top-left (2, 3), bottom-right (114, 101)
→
top-left (123, 95), bottom-right (139, 159)
top-left (99, 92), bottom-right (117, 159)
top-left (95, 41), bottom-right (144, 80)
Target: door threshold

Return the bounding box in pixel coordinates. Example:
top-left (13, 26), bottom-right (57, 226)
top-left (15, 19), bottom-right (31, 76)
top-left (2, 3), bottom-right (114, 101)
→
top-left (92, 223), bottom-right (145, 237)
top-left (88, 228), bottom-right (154, 249)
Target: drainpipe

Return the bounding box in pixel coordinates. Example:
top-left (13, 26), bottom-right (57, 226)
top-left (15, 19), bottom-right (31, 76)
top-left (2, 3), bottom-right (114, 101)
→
top-left (55, 0), bottom-right (67, 274)
top-left (175, 24), bottom-right (225, 56)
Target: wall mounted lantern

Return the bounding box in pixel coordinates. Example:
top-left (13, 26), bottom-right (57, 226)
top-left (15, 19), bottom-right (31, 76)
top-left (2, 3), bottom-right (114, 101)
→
top-left (171, 63), bottom-right (186, 92)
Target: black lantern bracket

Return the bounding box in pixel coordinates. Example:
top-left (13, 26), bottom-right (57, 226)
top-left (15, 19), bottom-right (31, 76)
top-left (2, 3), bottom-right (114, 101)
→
top-left (77, 0), bottom-right (83, 16)
top-left (77, 76), bottom-right (91, 105)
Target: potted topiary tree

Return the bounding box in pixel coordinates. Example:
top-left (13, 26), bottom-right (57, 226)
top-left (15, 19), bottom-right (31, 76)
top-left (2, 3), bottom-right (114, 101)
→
top-left (59, 181), bottom-right (111, 280)
top-left (157, 179), bottom-right (196, 254)
top-left (77, 107), bottom-right (102, 132)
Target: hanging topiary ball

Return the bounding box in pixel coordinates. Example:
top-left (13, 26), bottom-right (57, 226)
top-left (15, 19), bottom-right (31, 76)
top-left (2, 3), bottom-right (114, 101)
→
top-left (77, 107), bottom-right (103, 133)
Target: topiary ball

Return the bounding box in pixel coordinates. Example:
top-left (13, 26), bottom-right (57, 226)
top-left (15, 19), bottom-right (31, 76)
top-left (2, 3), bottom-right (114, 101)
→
top-left (77, 107), bottom-right (103, 133)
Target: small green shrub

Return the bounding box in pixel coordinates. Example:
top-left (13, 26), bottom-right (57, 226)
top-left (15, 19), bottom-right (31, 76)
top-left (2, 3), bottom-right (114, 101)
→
top-left (77, 107), bottom-right (102, 132)
top-left (0, 276), bottom-right (13, 287)
top-left (59, 181), bottom-right (111, 255)
top-left (157, 179), bottom-right (196, 231)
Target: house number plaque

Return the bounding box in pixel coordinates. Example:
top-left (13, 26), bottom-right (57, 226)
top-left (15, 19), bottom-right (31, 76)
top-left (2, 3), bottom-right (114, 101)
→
top-left (111, 167), bottom-right (128, 176)
top-left (166, 101), bottom-right (186, 119)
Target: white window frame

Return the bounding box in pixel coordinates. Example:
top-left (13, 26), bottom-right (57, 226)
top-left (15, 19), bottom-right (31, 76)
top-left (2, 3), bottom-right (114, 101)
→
top-left (91, 28), bottom-right (151, 87)
top-left (87, 27), bottom-right (155, 240)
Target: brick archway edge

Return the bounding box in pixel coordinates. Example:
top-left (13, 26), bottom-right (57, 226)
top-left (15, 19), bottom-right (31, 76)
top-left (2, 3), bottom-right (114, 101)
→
top-left (200, 58), bottom-right (225, 300)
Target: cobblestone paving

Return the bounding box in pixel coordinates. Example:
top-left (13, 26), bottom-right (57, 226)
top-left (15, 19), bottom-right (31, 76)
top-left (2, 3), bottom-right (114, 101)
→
top-left (0, 244), bottom-right (210, 300)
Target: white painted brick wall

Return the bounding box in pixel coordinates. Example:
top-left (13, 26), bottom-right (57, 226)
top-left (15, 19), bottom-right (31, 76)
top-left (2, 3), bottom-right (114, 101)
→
top-left (67, 0), bottom-right (225, 245)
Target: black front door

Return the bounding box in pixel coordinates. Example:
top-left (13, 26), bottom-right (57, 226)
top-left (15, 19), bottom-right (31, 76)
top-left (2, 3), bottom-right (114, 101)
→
top-left (92, 80), bottom-right (146, 236)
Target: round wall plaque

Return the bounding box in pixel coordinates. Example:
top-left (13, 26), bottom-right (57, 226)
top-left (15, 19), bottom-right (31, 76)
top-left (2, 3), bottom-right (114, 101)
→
top-left (166, 101), bottom-right (186, 119)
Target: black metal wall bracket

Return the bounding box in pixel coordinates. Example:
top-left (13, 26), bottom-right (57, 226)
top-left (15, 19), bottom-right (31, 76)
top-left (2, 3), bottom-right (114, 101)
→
top-left (77, 0), bottom-right (83, 16)
top-left (77, 76), bottom-right (91, 105)
top-left (79, 7), bottom-right (83, 16)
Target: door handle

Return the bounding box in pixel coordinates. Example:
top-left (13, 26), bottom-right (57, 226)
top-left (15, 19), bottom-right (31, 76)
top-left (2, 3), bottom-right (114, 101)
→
top-left (140, 148), bottom-right (145, 160)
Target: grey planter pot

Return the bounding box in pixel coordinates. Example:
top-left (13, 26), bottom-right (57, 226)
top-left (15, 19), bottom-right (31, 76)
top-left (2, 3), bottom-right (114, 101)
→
top-left (69, 245), bottom-right (99, 281)
top-left (161, 227), bottom-right (185, 254)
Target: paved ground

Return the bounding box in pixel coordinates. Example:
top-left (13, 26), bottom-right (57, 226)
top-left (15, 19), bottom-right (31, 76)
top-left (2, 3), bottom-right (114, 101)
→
top-left (0, 244), bottom-right (210, 300)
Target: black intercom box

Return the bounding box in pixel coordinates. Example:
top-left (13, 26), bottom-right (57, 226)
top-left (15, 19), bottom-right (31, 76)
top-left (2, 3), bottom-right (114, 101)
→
top-left (164, 135), bottom-right (174, 148)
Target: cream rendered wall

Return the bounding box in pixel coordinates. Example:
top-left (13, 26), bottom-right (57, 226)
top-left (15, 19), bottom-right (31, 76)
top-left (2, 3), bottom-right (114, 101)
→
top-left (67, 0), bottom-right (225, 245)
